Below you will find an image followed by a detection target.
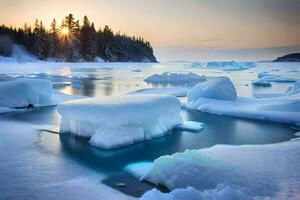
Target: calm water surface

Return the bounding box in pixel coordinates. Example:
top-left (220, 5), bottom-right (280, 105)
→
top-left (0, 62), bottom-right (299, 198)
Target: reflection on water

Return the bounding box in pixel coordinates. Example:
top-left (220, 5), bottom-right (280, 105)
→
top-left (58, 109), bottom-right (295, 173)
top-left (1, 62), bottom-right (299, 198)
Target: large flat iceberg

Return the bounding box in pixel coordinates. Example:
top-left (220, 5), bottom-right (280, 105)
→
top-left (186, 77), bottom-right (300, 125)
top-left (58, 94), bottom-right (183, 149)
top-left (135, 140), bottom-right (300, 199)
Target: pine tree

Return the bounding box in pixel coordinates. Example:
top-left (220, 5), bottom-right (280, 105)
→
top-left (49, 18), bottom-right (59, 58)
top-left (33, 20), bottom-right (48, 59)
top-left (80, 16), bottom-right (97, 61)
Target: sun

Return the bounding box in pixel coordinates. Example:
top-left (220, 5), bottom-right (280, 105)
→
top-left (60, 27), bottom-right (69, 36)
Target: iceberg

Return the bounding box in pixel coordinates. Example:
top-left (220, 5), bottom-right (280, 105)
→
top-left (57, 94), bottom-right (183, 149)
top-left (186, 77), bottom-right (300, 125)
top-left (136, 141), bottom-right (300, 199)
top-left (187, 77), bottom-right (237, 102)
top-left (0, 78), bottom-right (54, 108)
top-left (144, 72), bottom-right (206, 84)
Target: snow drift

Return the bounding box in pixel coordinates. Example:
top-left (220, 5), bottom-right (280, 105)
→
top-left (186, 77), bottom-right (300, 125)
top-left (135, 141), bottom-right (300, 199)
top-left (58, 94), bottom-right (183, 149)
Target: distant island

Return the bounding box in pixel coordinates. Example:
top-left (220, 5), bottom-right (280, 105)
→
top-left (0, 14), bottom-right (157, 62)
top-left (274, 53), bottom-right (300, 62)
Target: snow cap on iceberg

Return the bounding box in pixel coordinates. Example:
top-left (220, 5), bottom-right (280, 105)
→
top-left (187, 77), bottom-right (237, 103)
top-left (58, 94), bottom-right (183, 149)
top-left (0, 78), bottom-right (54, 108)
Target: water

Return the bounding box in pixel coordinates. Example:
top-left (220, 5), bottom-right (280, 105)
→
top-left (0, 61), bottom-right (299, 199)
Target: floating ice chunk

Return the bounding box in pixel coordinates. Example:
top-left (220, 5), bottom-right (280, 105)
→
top-left (131, 69), bottom-right (142, 72)
top-left (125, 162), bottom-right (154, 180)
top-left (0, 78), bottom-right (54, 108)
top-left (256, 72), bottom-right (297, 83)
top-left (285, 80), bottom-right (300, 95)
top-left (140, 185), bottom-right (251, 200)
top-left (294, 131), bottom-right (300, 137)
top-left (144, 72), bottom-right (206, 84)
top-left (251, 80), bottom-right (272, 87)
top-left (58, 94), bottom-right (183, 149)
top-left (187, 77), bottom-right (237, 102)
top-left (187, 77), bottom-right (300, 125)
top-left (206, 61), bottom-right (248, 71)
top-left (176, 121), bottom-right (204, 132)
top-left (128, 87), bottom-right (189, 97)
top-left (140, 141), bottom-right (300, 199)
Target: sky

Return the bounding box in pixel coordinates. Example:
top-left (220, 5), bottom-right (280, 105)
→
top-left (0, 0), bottom-right (300, 60)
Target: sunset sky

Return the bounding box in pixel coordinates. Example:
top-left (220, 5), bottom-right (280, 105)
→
top-left (0, 0), bottom-right (299, 54)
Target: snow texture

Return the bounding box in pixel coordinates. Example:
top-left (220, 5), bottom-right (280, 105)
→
top-left (187, 77), bottom-right (300, 125)
top-left (187, 77), bottom-right (237, 102)
top-left (0, 78), bottom-right (54, 108)
top-left (128, 87), bottom-right (189, 97)
top-left (140, 185), bottom-right (251, 200)
top-left (139, 141), bottom-right (300, 199)
top-left (58, 94), bottom-right (183, 149)
top-left (144, 72), bottom-right (206, 84)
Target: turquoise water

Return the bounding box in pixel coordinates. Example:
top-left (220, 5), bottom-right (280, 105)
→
top-left (0, 61), bottom-right (299, 199)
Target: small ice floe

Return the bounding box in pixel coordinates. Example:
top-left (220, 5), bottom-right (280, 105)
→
top-left (253, 81), bottom-right (300, 98)
top-left (131, 69), bottom-right (142, 72)
top-left (0, 78), bottom-right (54, 108)
top-left (116, 183), bottom-right (126, 188)
top-left (124, 162), bottom-right (154, 180)
top-left (285, 80), bottom-right (300, 95)
top-left (251, 80), bottom-right (272, 87)
top-left (52, 82), bottom-right (71, 87)
top-left (195, 61), bottom-right (257, 71)
top-left (175, 121), bottom-right (204, 132)
top-left (144, 72), bottom-right (206, 84)
top-left (256, 72), bottom-right (297, 83)
top-left (294, 131), bottom-right (300, 137)
top-left (0, 78), bottom-right (84, 114)
top-left (128, 87), bottom-right (189, 97)
top-left (186, 77), bottom-right (300, 125)
top-left (57, 94), bottom-right (183, 149)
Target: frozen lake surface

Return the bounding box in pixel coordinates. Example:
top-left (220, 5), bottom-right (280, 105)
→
top-left (0, 61), bottom-right (299, 199)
